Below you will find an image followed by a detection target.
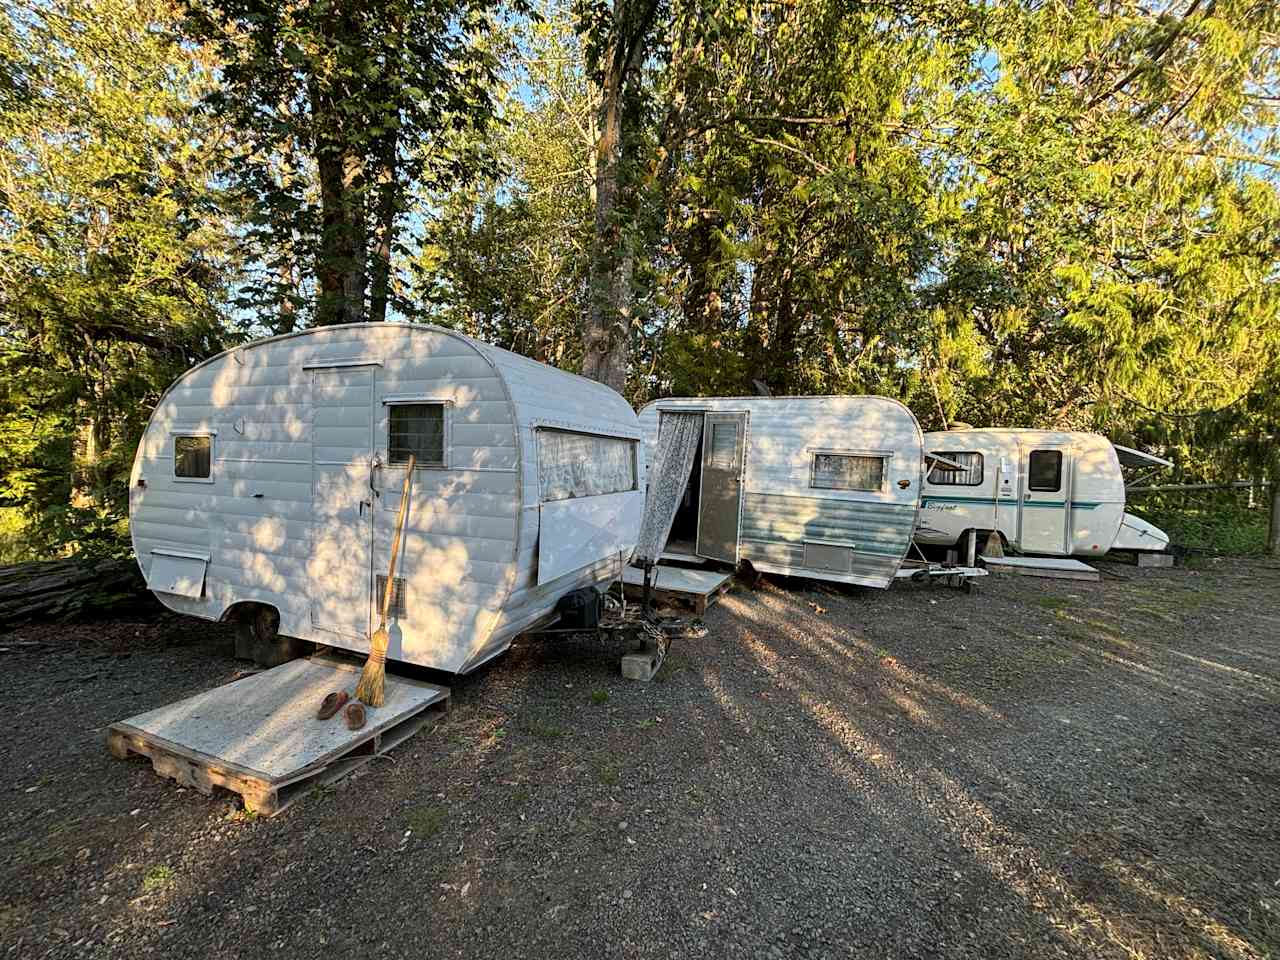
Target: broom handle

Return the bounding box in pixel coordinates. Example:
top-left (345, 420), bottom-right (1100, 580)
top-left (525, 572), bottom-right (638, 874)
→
top-left (379, 454), bottom-right (415, 625)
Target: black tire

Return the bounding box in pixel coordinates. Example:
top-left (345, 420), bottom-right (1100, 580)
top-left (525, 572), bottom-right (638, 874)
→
top-left (233, 604), bottom-right (307, 668)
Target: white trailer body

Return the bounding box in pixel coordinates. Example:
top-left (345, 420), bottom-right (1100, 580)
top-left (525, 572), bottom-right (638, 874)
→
top-left (129, 323), bottom-right (644, 674)
top-left (636, 397), bottom-right (925, 588)
top-left (916, 429), bottom-right (1170, 557)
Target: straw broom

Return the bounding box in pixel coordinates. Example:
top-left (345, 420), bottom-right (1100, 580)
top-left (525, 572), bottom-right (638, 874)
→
top-left (356, 454), bottom-right (415, 707)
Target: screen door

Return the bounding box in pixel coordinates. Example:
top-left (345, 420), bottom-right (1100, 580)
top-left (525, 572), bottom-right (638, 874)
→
top-left (308, 366), bottom-right (376, 639)
top-left (696, 413), bottom-right (746, 563)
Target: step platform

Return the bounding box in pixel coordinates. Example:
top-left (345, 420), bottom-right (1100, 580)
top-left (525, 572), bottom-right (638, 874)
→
top-left (108, 656), bottom-right (448, 816)
top-left (983, 556), bottom-right (1101, 582)
top-left (622, 564), bottom-right (734, 614)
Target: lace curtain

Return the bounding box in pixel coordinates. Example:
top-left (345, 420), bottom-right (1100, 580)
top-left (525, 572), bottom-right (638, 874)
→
top-left (538, 429), bottom-right (637, 502)
top-left (634, 412), bottom-right (703, 562)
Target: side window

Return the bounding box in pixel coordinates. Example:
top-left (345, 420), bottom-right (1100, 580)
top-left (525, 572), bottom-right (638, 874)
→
top-left (174, 435), bottom-right (212, 480)
top-left (927, 451), bottom-right (984, 486)
top-left (389, 403), bottom-right (447, 467)
top-left (538, 429), bottom-right (638, 502)
top-left (811, 453), bottom-right (886, 492)
top-left (1027, 450), bottom-right (1063, 492)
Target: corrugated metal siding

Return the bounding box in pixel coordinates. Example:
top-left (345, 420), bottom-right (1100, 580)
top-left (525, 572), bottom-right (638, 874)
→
top-left (636, 396), bottom-right (923, 587)
top-left (739, 493), bottom-right (916, 585)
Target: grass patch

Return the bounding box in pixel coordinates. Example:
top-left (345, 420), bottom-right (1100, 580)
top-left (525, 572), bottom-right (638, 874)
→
top-left (654, 650), bottom-right (692, 683)
top-left (589, 689), bottom-right (609, 705)
top-left (1131, 498), bottom-right (1268, 557)
top-left (512, 785), bottom-right (530, 805)
top-left (523, 717), bottom-right (564, 740)
top-left (142, 865), bottom-right (174, 894)
top-left (1034, 595), bottom-right (1072, 611)
top-left (597, 763), bottom-right (619, 787)
top-left (407, 804), bottom-right (447, 838)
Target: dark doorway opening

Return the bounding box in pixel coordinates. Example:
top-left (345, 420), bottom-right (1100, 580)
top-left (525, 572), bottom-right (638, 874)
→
top-left (664, 428), bottom-right (704, 557)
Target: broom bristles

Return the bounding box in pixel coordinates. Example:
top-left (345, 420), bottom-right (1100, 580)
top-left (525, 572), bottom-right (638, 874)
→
top-left (355, 628), bottom-right (388, 707)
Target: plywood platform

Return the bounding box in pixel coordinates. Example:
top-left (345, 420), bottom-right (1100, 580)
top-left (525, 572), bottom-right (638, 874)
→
top-left (983, 556), bottom-right (1101, 582)
top-left (108, 656), bottom-right (448, 816)
top-left (622, 564), bottom-right (734, 614)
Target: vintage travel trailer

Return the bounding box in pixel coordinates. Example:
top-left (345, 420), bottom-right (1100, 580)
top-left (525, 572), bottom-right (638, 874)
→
top-left (129, 323), bottom-right (644, 673)
top-left (915, 429), bottom-right (1171, 557)
top-left (635, 396), bottom-right (925, 588)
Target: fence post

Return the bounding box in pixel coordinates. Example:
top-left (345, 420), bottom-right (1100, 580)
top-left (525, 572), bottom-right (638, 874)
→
top-left (1270, 486), bottom-right (1280, 559)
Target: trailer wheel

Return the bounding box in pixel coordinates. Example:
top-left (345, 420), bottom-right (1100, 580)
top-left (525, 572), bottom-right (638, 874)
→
top-left (233, 604), bottom-right (307, 668)
top-left (911, 569), bottom-right (929, 584)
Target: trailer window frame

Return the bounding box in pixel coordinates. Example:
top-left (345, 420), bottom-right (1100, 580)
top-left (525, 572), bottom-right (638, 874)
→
top-left (809, 450), bottom-right (889, 493)
top-left (927, 451), bottom-right (984, 487)
top-left (384, 399), bottom-right (450, 469)
top-left (536, 427), bottom-right (639, 502)
top-left (172, 432), bottom-right (215, 483)
top-left (1027, 449), bottom-right (1063, 492)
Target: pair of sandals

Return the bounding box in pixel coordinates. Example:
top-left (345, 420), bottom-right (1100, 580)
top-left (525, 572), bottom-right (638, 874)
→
top-left (317, 691), bottom-right (365, 729)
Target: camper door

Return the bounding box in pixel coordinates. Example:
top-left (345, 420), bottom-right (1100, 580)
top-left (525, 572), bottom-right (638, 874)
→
top-left (307, 364), bottom-right (377, 640)
top-left (696, 412), bottom-right (747, 563)
top-left (1020, 445), bottom-right (1070, 554)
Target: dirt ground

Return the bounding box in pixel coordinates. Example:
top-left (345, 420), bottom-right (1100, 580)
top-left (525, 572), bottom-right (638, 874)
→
top-left (2, 558), bottom-right (1279, 960)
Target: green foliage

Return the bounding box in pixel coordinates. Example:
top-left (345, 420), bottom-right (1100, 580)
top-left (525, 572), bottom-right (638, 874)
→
top-left (0, 0), bottom-right (239, 559)
top-left (1130, 491), bottom-right (1271, 557)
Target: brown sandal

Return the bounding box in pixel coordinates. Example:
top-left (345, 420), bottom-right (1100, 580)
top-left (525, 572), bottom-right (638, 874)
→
top-left (317, 691), bottom-right (349, 720)
top-left (344, 702), bottom-right (366, 730)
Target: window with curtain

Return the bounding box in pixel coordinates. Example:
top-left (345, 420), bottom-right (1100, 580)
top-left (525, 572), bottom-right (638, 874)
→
top-left (389, 403), bottom-right (446, 466)
top-left (811, 453), bottom-right (885, 491)
top-left (927, 451), bottom-right (984, 486)
top-left (538, 429), bottom-right (637, 501)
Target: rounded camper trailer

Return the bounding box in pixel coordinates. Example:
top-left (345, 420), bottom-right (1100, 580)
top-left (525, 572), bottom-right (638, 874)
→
top-left (916, 428), bottom-right (1170, 557)
top-left (635, 396), bottom-right (925, 588)
top-left (129, 323), bottom-right (644, 673)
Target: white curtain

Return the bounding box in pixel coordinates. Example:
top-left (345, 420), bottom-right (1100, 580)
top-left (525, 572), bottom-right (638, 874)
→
top-left (635, 412), bottom-right (703, 562)
top-left (812, 453), bottom-right (884, 491)
top-left (538, 430), bottom-right (636, 501)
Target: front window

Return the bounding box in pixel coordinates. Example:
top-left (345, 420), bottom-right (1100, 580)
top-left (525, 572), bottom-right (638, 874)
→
top-left (538, 429), bottom-right (638, 502)
top-left (928, 451), bottom-right (984, 486)
top-left (389, 403), bottom-right (446, 467)
top-left (174, 435), bottom-right (212, 479)
top-left (811, 453), bottom-right (886, 492)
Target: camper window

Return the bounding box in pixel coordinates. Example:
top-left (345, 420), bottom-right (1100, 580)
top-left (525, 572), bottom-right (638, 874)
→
top-left (928, 451), bottom-right (983, 486)
top-left (389, 403), bottom-right (447, 467)
top-left (1028, 450), bottom-right (1063, 491)
top-left (811, 453), bottom-right (885, 492)
top-left (173, 435), bottom-right (212, 480)
top-left (538, 429), bottom-right (637, 502)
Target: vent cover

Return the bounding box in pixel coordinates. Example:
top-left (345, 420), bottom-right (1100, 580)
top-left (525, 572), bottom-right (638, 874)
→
top-left (803, 541), bottom-right (854, 574)
top-left (375, 575), bottom-right (407, 618)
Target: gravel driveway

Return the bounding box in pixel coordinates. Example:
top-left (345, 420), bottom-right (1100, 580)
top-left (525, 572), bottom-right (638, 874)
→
top-left (2, 559), bottom-right (1278, 959)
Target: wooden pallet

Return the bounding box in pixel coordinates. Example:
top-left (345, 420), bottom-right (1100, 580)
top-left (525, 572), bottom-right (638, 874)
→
top-left (621, 564), bottom-right (734, 615)
top-left (108, 656), bottom-right (448, 816)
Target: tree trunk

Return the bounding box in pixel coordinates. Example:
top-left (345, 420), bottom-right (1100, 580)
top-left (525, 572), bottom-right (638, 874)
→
top-left (369, 130), bottom-right (400, 324)
top-left (583, 37), bottom-right (629, 393)
top-left (310, 1), bottom-right (367, 326)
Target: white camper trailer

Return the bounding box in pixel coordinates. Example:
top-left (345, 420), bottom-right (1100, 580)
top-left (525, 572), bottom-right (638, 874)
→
top-left (635, 397), bottom-right (925, 588)
top-left (915, 429), bottom-right (1171, 557)
top-left (129, 323), bottom-right (644, 674)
